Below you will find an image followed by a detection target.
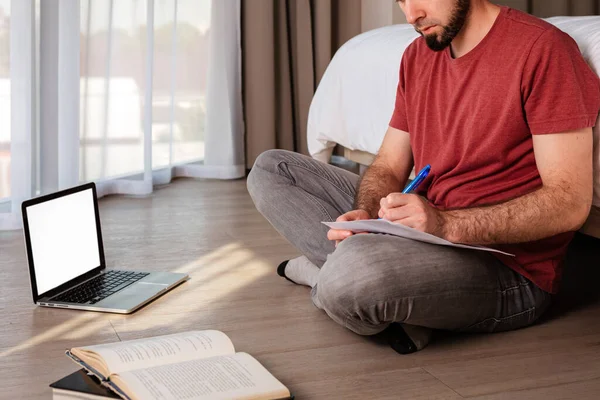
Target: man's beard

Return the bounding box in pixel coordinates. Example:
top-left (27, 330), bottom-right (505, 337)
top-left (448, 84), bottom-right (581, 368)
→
top-left (418, 0), bottom-right (470, 51)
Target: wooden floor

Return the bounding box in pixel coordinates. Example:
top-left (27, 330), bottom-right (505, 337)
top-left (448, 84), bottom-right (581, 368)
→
top-left (2, 178), bottom-right (600, 399)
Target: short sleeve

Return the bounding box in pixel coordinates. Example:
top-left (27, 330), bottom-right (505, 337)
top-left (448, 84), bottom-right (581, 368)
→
top-left (522, 28), bottom-right (600, 135)
top-left (389, 54), bottom-right (410, 132)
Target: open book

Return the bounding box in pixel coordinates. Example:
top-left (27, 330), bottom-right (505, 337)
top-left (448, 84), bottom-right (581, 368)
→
top-left (65, 330), bottom-right (292, 400)
top-left (322, 219), bottom-right (514, 256)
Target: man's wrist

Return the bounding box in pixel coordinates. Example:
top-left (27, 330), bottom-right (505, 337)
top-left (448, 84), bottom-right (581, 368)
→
top-left (439, 211), bottom-right (459, 243)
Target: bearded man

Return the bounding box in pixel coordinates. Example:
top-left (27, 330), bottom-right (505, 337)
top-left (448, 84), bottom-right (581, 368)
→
top-left (247, 0), bottom-right (600, 353)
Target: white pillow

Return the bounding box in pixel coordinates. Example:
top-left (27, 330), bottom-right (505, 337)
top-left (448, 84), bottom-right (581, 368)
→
top-left (307, 25), bottom-right (418, 159)
top-left (308, 17), bottom-right (600, 207)
top-left (545, 16), bottom-right (600, 207)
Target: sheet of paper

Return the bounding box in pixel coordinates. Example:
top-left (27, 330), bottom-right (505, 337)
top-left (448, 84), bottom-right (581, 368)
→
top-left (322, 219), bottom-right (514, 256)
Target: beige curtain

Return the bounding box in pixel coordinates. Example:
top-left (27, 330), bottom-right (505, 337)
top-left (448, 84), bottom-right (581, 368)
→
top-left (242, 0), bottom-right (361, 169)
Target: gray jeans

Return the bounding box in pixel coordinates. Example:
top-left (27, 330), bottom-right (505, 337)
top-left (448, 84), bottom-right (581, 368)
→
top-left (247, 149), bottom-right (552, 335)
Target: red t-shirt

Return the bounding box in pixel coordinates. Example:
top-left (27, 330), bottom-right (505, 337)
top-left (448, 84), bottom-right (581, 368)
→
top-left (389, 6), bottom-right (600, 294)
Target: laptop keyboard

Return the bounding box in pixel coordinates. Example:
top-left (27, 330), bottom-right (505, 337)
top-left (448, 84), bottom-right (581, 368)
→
top-left (52, 270), bottom-right (150, 305)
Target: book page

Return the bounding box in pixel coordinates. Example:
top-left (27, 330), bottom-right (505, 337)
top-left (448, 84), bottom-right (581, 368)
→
top-left (111, 353), bottom-right (290, 400)
top-left (323, 219), bottom-right (515, 256)
top-left (71, 331), bottom-right (235, 376)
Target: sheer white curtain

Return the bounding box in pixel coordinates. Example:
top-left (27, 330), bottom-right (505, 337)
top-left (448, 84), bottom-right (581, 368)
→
top-left (0, 0), bottom-right (35, 230)
top-left (0, 0), bottom-right (243, 230)
top-left (0, 1), bottom-right (12, 212)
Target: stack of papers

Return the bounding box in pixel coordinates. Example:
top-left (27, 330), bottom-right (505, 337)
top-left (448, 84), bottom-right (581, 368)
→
top-left (322, 219), bottom-right (514, 256)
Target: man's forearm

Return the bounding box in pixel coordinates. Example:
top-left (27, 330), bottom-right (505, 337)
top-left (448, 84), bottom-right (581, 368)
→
top-left (354, 162), bottom-right (404, 218)
top-left (441, 184), bottom-right (591, 245)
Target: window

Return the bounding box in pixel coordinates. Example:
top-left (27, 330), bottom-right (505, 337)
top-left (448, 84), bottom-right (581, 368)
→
top-left (79, 0), bottom-right (211, 182)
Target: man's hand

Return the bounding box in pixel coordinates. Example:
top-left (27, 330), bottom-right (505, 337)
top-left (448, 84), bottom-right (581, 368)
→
top-left (327, 209), bottom-right (370, 247)
top-left (378, 193), bottom-right (445, 238)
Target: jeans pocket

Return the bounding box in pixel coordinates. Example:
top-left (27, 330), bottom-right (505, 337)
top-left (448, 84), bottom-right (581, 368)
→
top-left (461, 306), bottom-right (537, 333)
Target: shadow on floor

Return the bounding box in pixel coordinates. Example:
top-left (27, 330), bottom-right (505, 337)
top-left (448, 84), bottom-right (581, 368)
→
top-left (538, 232), bottom-right (600, 322)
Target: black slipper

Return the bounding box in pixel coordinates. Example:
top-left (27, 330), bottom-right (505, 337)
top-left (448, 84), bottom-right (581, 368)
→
top-left (277, 260), bottom-right (298, 285)
top-left (385, 323), bottom-right (421, 355)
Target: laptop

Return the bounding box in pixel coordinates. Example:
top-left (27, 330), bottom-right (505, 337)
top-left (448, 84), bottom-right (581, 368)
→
top-left (21, 182), bottom-right (189, 314)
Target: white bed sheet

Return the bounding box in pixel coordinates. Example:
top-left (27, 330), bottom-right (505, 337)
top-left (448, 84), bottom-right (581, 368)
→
top-left (307, 16), bottom-right (600, 206)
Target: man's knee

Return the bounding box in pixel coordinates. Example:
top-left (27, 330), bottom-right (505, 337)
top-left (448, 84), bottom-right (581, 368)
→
top-left (247, 149), bottom-right (288, 206)
top-left (317, 237), bottom-right (389, 330)
top-left (251, 149), bottom-right (291, 172)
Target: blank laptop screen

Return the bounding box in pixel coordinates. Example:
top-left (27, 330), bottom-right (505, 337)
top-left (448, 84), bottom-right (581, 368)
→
top-left (26, 188), bottom-right (101, 296)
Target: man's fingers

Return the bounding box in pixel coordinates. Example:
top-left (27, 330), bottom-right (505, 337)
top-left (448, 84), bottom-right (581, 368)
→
top-left (336, 211), bottom-right (358, 222)
top-left (382, 193), bottom-right (415, 209)
top-left (336, 214), bottom-right (350, 222)
top-left (332, 230), bottom-right (369, 247)
top-left (380, 197), bottom-right (387, 211)
top-left (327, 229), bottom-right (353, 241)
top-left (331, 209), bottom-right (372, 245)
top-left (380, 205), bottom-right (414, 222)
top-left (337, 209), bottom-right (370, 222)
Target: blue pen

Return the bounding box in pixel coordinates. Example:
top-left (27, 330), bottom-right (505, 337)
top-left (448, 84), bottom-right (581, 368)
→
top-left (402, 164), bottom-right (431, 194)
top-left (379, 164), bottom-right (431, 219)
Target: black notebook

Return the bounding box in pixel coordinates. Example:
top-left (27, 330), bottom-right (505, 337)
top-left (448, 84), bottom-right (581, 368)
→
top-left (50, 369), bottom-right (120, 399)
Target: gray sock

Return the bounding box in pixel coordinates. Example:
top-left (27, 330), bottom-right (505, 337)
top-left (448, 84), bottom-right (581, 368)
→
top-left (278, 256), bottom-right (320, 288)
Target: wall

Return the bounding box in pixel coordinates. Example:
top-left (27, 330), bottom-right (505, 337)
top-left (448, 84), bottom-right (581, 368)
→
top-left (360, 0), bottom-right (406, 31)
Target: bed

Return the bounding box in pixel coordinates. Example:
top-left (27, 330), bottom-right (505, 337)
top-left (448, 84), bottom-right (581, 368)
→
top-left (307, 16), bottom-right (600, 238)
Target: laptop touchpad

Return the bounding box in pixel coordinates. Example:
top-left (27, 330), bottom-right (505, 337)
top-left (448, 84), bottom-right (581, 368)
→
top-left (138, 271), bottom-right (180, 285)
top-left (96, 282), bottom-right (164, 310)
